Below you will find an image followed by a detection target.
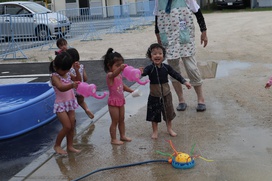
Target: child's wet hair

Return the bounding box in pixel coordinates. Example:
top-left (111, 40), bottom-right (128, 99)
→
top-left (49, 52), bottom-right (73, 73)
top-left (146, 43), bottom-right (166, 59)
top-left (102, 48), bottom-right (124, 72)
top-left (66, 48), bottom-right (80, 63)
top-left (56, 38), bottom-right (67, 48)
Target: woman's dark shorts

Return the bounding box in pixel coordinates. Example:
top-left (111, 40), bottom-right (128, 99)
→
top-left (146, 92), bottom-right (176, 122)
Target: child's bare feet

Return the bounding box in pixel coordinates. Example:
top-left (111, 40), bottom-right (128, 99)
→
top-left (151, 132), bottom-right (158, 139)
top-left (86, 109), bottom-right (94, 119)
top-left (168, 129), bottom-right (177, 137)
top-left (54, 146), bottom-right (67, 155)
top-left (111, 140), bottom-right (124, 145)
top-left (67, 147), bottom-right (81, 153)
top-left (120, 136), bottom-right (132, 142)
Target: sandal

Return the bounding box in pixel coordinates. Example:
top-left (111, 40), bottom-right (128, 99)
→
top-left (176, 103), bottom-right (187, 111)
top-left (196, 103), bottom-right (206, 112)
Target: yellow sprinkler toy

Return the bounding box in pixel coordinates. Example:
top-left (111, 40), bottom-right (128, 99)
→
top-left (156, 140), bottom-right (214, 169)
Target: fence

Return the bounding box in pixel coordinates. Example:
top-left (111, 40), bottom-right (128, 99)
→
top-left (0, 1), bottom-right (155, 60)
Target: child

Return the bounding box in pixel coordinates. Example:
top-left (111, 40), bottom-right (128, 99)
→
top-left (265, 77), bottom-right (272, 89)
top-left (102, 48), bottom-right (133, 145)
top-left (49, 51), bottom-right (82, 154)
top-left (141, 43), bottom-right (192, 139)
top-left (55, 38), bottom-right (68, 55)
top-left (67, 48), bottom-right (94, 119)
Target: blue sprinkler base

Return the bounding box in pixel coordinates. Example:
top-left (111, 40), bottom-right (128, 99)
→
top-left (171, 159), bottom-right (195, 169)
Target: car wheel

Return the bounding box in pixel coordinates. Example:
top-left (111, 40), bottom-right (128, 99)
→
top-left (57, 33), bottom-right (67, 39)
top-left (4, 37), bottom-right (11, 42)
top-left (36, 26), bottom-right (50, 40)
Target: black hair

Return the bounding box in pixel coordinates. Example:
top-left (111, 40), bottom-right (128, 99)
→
top-left (146, 43), bottom-right (166, 60)
top-left (102, 48), bottom-right (124, 73)
top-left (56, 38), bottom-right (67, 48)
top-left (66, 48), bottom-right (80, 63)
top-left (49, 52), bottom-right (73, 73)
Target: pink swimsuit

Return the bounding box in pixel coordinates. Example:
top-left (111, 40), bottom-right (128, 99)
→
top-left (106, 74), bottom-right (125, 107)
top-left (51, 72), bottom-right (78, 113)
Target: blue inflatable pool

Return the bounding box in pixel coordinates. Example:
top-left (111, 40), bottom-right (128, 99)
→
top-left (0, 83), bottom-right (56, 140)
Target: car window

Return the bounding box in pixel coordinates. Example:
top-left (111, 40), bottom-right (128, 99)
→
top-left (17, 8), bottom-right (31, 15)
top-left (22, 3), bottom-right (51, 13)
top-left (0, 5), bottom-right (4, 15)
top-left (5, 5), bottom-right (24, 15)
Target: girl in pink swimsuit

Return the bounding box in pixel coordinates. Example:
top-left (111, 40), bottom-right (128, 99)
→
top-left (49, 52), bottom-right (82, 155)
top-left (102, 48), bottom-right (134, 145)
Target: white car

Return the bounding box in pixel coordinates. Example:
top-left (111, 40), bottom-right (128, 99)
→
top-left (0, 1), bottom-right (71, 40)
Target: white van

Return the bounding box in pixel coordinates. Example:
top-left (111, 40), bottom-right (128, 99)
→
top-left (0, 1), bottom-right (71, 40)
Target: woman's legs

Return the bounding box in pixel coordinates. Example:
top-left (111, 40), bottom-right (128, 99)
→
top-left (182, 56), bottom-right (206, 111)
top-left (167, 58), bottom-right (186, 111)
top-left (109, 106), bottom-right (124, 145)
top-left (194, 85), bottom-right (205, 104)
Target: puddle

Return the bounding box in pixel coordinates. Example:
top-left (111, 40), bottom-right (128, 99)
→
top-left (215, 60), bottom-right (252, 78)
top-left (193, 60), bottom-right (258, 79)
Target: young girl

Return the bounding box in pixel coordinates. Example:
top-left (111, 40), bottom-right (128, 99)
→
top-left (102, 48), bottom-right (133, 145)
top-left (49, 51), bottom-right (82, 154)
top-left (55, 38), bottom-right (68, 55)
top-left (265, 77), bottom-right (272, 89)
top-left (67, 48), bottom-right (94, 119)
top-left (141, 43), bottom-right (192, 139)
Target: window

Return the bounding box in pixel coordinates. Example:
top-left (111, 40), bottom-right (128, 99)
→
top-left (0, 5), bottom-right (4, 15)
top-left (5, 5), bottom-right (23, 15)
top-left (66, 0), bottom-right (77, 3)
top-left (17, 8), bottom-right (30, 15)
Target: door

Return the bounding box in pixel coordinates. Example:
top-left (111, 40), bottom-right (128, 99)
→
top-left (79, 0), bottom-right (90, 15)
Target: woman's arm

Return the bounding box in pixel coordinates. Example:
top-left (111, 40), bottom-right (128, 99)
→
top-left (194, 9), bottom-right (207, 32)
top-left (187, 0), bottom-right (208, 47)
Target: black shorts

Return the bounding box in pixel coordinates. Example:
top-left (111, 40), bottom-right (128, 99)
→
top-left (146, 93), bottom-right (176, 122)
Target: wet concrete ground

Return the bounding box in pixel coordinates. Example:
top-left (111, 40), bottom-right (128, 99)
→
top-left (9, 60), bottom-right (272, 181)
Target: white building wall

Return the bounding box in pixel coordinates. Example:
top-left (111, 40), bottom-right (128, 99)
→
top-left (257, 0), bottom-right (272, 7)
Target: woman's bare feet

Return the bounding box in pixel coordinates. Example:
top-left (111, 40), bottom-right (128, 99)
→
top-left (86, 109), bottom-right (94, 119)
top-left (67, 147), bottom-right (81, 153)
top-left (168, 129), bottom-right (177, 137)
top-left (151, 132), bottom-right (158, 139)
top-left (54, 145), bottom-right (67, 155)
top-left (111, 139), bottom-right (124, 145)
top-left (120, 136), bottom-right (132, 142)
